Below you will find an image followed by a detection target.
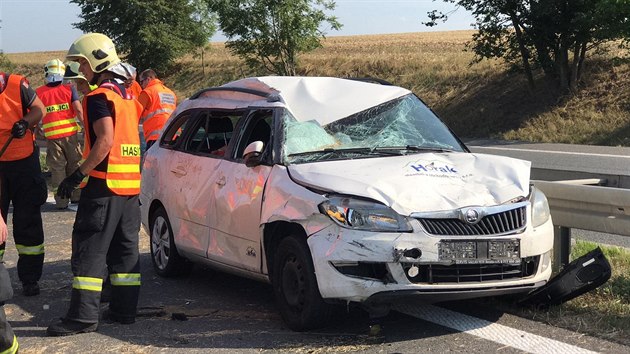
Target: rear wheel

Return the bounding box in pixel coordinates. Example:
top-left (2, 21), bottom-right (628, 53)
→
top-left (149, 207), bottom-right (190, 277)
top-left (272, 235), bottom-right (334, 331)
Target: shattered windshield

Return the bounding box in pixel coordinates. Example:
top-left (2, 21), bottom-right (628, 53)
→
top-left (282, 93), bottom-right (465, 164)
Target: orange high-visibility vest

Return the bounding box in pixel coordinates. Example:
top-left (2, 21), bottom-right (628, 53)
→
top-left (0, 74), bottom-right (34, 161)
top-left (82, 85), bottom-right (142, 195)
top-left (129, 80), bottom-right (142, 99)
top-left (36, 83), bottom-right (79, 139)
top-left (140, 79), bottom-right (176, 143)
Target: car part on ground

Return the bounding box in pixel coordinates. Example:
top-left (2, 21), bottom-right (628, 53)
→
top-left (518, 247), bottom-right (611, 307)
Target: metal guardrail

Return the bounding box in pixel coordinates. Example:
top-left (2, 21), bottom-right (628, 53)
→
top-left (533, 179), bottom-right (630, 270)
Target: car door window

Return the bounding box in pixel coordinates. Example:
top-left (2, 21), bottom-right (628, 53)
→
top-left (235, 110), bottom-right (274, 161)
top-left (185, 114), bottom-right (209, 153)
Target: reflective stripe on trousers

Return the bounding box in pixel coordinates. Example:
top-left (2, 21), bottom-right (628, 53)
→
top-left (0, 335), bottom-right (17, 354)
top-left (73, 276), bottom-right (103, 292)
top-left (110, 273), bottom-right (141, 286)
top-left (16, 244), bottom-right (44, 256)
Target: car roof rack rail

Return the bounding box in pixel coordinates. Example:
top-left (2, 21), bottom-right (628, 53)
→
top-left (190, 87), bottom-right (278, 101)
top-left (345, 77), bottom-right (394, 86)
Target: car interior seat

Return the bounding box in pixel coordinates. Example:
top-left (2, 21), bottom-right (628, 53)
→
top-left (217, 117), bottom-right (233, 146)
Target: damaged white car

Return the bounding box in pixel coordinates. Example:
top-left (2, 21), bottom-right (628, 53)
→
top-left (140, 76), bottom-right (554, 331)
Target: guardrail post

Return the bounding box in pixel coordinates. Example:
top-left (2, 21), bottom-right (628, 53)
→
top-left (553, 226), bottom-right (571, 272)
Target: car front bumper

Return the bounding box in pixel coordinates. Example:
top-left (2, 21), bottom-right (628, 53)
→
top-left (307, 216), bottom-right (554, 303)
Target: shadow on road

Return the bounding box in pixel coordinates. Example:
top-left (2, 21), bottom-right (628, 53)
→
top-left (2, 202), bottom-right (504, 352)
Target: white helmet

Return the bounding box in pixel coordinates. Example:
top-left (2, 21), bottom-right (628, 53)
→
top-left (44, 59), bottom-right (66, 83)
top-left (109, 62), bottom-right (137, 81)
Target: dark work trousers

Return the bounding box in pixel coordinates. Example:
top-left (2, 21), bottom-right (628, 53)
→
top-left (0, 149), bottom-right (47, 285)
top-left (65, 190), bottom-right (141, 323)
top-left (0, 263), bottom-right (18, 353)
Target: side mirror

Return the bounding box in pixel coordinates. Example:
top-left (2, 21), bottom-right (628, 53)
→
top-left (244, 141), bottom-right (264, 167)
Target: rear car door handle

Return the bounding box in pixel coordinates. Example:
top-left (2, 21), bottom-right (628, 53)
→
top-left (216, 176), bottom-right (226, 186)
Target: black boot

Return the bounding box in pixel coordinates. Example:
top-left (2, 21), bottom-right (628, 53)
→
top-left (101, 309), bottom-right (135, 324)
top-left (22, 282), bottom-right (39, 296)
top-left (46, 318), bottom-right (98, 336)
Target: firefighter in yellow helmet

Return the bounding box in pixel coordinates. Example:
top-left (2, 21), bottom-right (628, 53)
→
top-left (35, 59), bottom-right (83, 209)
top-left (46, 33), bottom-right (143, 336)
top-left (63, 61), bottom-right (97, 96)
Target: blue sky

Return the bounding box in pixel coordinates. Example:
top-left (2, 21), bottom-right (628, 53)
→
top-left (0, 0), bottom-right (474, 54)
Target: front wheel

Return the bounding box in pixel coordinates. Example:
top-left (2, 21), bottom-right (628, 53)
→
top-left (149, 207), bottom-right (190, 277)
top-left (272, 235), bottom-right (334, 331)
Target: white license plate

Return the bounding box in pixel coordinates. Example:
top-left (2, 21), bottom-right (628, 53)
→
top-left (439, 239), bottom-right (520, 264)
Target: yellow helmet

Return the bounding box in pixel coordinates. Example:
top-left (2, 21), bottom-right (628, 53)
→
top-left (66, 33), bottom-right (120, 73)
top-left (63, 61), bottom-right (86, 81)
top-left (44, 59), bottom-right (65, 82)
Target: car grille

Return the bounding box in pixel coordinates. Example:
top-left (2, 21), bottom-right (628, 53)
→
top-left (402, 256), bottom-right (539, 284)
top-left (416, 206), bottom-right (526, 236)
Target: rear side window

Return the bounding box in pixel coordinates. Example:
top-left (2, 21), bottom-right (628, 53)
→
top-left (161, 109), bottom-right (245, 157)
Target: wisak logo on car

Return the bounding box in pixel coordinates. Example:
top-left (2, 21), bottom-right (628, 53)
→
top-left (406, 159), bottom-right (458, 177)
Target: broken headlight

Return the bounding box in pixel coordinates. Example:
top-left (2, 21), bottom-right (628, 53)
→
top-left (319, 196), bottom-right (412, 232)
top-left (530, 187), bottom-right (551, 227)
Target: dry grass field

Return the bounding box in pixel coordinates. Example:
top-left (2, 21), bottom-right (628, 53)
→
top-left (6, 30), bottom-right (630, 146)
top-left (3, 30), bottom-right (630, 346)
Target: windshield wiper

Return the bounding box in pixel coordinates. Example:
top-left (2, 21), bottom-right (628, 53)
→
top-left (288, 147), bottom-right (404, 159)
top-left (378, 145), bottom-right (455, 153)
top-left (288, 146), bottom-right (454, 159)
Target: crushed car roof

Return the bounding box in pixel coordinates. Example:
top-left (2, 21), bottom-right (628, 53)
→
top-left (183, 76), bottom-right (411, 125)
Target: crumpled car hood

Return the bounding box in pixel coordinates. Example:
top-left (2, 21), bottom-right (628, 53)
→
top-left (287, 152), bottom-right (531, 215)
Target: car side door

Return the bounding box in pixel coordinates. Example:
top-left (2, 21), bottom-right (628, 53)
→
top-left (165, 110), bottom-right (228, 258)
top-left (209, 109), bottom-right (275, 272)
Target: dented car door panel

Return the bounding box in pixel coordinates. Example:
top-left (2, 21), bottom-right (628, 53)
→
top-left (209, 160), bottom-right (271, 272)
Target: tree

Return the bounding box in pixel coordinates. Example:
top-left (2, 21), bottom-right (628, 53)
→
top-left (210, 0), bottom-right (341, 76)
top-left (71, 0), bottom-right (216, 72)
top-left (425, 0), bottom-right (630, 92)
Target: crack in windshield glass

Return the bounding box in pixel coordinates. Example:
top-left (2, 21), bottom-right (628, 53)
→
top-left (282, 94), bottom-right (464, 164)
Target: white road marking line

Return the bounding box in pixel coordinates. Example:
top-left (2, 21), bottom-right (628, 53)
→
top-left (394, 304), bottom-right (597, 354)
top-left (472, 146), bottom-right (630, 159)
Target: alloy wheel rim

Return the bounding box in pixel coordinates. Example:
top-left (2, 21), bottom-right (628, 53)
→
top-left (151, 216), bottom-right (171, 270)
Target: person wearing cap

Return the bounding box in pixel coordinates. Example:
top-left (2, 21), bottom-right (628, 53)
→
top-left (35, 59), bottom-right (83, 209)
top-left (0, 69), bottom-right (47, 298)
top-left (138, 69), bottom-right (177, 150)
top-left (46, 33), bottom-right (143, 337)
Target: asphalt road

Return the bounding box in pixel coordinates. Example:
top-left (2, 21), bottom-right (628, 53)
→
top-left (1, 199), bottom-right (628, 353)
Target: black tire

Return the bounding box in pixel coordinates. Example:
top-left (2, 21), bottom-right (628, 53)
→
top-left (272, 235), bottom-right (334, 331)
top-left (149, 207), bottom-right (191, 277)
